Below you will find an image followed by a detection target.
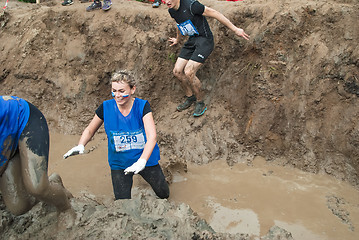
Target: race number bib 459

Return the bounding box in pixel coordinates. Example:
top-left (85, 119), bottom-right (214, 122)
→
top-left (177, 20), bottom-right (199, 36)
top-left (111, 129), bottom-right (145, 152)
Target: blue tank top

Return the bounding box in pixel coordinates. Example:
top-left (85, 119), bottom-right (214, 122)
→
top-left (103, 98), bottom-right (160, 170)
top-left (0, 96), bottom-right (30, 167)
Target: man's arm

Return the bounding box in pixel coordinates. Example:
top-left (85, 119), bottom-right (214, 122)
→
top-left (203, 7), bottom-right (250, 40)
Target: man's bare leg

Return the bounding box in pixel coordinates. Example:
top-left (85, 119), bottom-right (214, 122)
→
top-left (173, 57), bottom-right (200, 111)
top-left (183, 60), bottom-right (204, 101)
top-left (173, 57), bottom-right (193, 97)
top-left (183, 60), bottom-right (207, 116)
top-left (0, 153), bottom-right (37, 215)
top-left (18, 137), bottom-right (75, 228)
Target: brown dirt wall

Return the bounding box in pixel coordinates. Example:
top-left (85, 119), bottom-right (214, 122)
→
top-left (1, 0), bottom-right (359, 187)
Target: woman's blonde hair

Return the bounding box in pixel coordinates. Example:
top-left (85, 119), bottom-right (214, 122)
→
top-left (111, 70), bottom-right (136, 88)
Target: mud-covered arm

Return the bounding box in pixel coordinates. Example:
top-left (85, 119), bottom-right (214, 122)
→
top-left (203, 6), bottom-right (250, 40)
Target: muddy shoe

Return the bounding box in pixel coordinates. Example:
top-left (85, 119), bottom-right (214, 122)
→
top-left (61, 0), bottom-right (73, 6)
top-left (152, 1), bottom-right (161, 8)
top-left (102, 0), bottom-right (112, 11)
top-left (177, 95), bottom-right (196, 111)
top-left (86, 1), bottom-right (102, 11)
top-left (193, 101), bottom-right (207, 117)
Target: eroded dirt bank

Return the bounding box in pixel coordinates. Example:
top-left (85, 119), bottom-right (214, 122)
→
top-left (1, 0), bottom-right (359, 186)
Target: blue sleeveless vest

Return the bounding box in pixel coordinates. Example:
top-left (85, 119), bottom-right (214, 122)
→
top-left (103, 98), bottom-right (160, 170)
top-left (0, 96), bottom-right (30, 167)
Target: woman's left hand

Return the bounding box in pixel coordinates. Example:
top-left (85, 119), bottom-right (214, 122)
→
top-left (124, 158), bottom-right (147, 175)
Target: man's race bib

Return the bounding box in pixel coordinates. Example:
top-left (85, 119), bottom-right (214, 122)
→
top-left (111, 129), bottom-right (145, 152)
top-left (177, 20), bottom-right (199, 36)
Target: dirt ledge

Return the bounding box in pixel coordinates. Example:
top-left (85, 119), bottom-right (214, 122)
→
top-left (0, 0), bottom-right (358, 186)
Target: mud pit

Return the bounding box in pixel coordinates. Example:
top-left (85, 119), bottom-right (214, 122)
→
top-left (1, 0), bottom-right (359, 239)
top-left (47, 132), bottom-right (359, 240)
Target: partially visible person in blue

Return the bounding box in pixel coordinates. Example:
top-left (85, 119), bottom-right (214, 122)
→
top-left (165, 0), bottom-right (250, 117)
top-left (0, 96), bottom-right (74, 227)
top-left (63, 70), bottom-right (169, 200)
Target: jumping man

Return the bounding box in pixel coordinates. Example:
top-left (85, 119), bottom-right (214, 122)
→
top-left (165, 0), bottom-right (249, 117)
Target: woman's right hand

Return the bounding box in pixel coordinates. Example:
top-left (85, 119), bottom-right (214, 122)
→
top-left (63, 145), bottom-right (85, 159)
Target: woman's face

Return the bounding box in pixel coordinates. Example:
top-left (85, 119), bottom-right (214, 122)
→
top-left (111, 81), bottom-right (135, 106)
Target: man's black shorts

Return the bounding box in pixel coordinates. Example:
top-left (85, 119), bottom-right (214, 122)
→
top-left (179, 36), bottom-right (214, 63)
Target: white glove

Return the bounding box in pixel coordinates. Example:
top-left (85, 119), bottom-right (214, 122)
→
top-left (124, 158), bottom-right (147, 175)
top-left (63, 145), bottom-right (85, 159)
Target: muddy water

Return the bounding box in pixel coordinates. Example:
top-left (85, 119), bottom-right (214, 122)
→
top-left (49, 132), bottom-right (359, 240)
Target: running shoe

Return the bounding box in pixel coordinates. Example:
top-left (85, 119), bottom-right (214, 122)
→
top-left (152, 1), bottom-right (160, 8)
top-left (61, 0), bottom-right (73, 6)
top-left (177, 95), bottom-right (196, 111)
top-left (193, 101), bottom-right (207, 117)
top-left (102, 0), bottom-right (112, 11)
top-left (86, 1), bottom-right (102, 11)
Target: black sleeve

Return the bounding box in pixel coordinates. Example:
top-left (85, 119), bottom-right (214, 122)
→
top-left (191, 1), bottom-right (205, 15)
top-left (169, 9), bottom-right (174, 18)
top-left (143, 101), bottom-right (152, 117)
top-left (95, 103), bottom-right (104, 120)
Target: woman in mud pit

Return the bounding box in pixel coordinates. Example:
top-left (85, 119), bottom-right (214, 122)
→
top-left (63, 70), bottom-right (170, 200)
top-left (0, 96), bottom-right (74, 227)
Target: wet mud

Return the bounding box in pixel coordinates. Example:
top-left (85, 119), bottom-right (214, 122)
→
top-left (48, 133), bottom-right (359, 240)
top-left (1, 0), bottom-right (359, 239)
